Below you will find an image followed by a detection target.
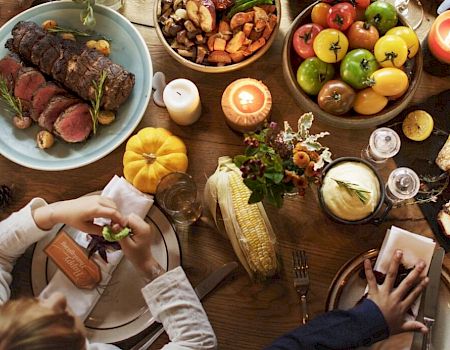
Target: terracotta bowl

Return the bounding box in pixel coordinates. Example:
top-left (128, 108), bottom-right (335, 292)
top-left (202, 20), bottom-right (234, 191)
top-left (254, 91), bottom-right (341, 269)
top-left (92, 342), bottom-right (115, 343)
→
top-left (282, 1), bottom-right (423, 129)
top-left (318, 157), bottom-right (392, 225)
top-left (154, 0), bottom-right (281, 73)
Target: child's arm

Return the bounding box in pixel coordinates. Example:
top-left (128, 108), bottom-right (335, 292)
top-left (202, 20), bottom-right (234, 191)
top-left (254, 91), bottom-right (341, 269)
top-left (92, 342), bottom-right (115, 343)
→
top-left (120, 214), bottom-right (217, 350)
top-left (0, 195), bottom-right (125, 304)
top-left (0, 198), bottom-right (55, 303)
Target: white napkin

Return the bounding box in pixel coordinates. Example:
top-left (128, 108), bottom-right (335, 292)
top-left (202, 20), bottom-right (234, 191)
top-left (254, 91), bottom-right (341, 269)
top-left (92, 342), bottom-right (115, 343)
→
top-left (40, 175), bottom-right (154, 321)
top-left (370, 226), bottom-right (436, 350)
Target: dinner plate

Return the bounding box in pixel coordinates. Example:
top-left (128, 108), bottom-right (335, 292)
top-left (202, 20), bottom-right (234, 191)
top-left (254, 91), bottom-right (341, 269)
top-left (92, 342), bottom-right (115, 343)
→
top-left (0, 1), bottom-right (152, 171)
top-left (31, 205), bottom-right (180, 344)
top-left (326, 250), bottom-right (450, 350)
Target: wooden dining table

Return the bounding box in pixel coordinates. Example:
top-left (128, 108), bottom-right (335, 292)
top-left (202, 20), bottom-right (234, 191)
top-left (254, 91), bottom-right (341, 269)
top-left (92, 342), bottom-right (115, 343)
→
top-left (1, 0), bottom-right (450, 349)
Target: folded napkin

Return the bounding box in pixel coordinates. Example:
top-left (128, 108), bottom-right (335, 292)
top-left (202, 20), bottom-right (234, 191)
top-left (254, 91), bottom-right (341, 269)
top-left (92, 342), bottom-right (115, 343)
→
top-left (370, 226), bottom-right (436, 350)
top-left (40, 175), bottom-right (154, 321)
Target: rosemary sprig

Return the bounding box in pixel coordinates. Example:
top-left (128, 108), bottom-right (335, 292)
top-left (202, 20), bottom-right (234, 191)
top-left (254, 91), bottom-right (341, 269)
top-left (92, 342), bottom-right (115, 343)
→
top-left (47, 26), bottom-right (92, 37)
top-left (90, 70), bottom-right (107, 135)
top-left (332, 178), bottom-right (371, 204)
top-left (0, 77), bottom-right (23, 118)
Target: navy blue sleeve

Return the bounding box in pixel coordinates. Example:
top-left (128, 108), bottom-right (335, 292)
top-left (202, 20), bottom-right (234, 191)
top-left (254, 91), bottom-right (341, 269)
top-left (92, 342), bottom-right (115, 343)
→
top-left (264, 299), bottom-right (389, 350)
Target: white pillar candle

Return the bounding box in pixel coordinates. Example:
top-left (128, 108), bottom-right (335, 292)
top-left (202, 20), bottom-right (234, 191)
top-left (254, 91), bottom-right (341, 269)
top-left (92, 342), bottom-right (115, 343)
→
top-left (163, 79), bottom-right (202, 126)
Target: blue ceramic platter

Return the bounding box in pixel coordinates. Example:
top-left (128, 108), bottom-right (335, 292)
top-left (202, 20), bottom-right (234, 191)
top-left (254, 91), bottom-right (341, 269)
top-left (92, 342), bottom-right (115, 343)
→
top-left (0, 1), bottom-right (152, 171)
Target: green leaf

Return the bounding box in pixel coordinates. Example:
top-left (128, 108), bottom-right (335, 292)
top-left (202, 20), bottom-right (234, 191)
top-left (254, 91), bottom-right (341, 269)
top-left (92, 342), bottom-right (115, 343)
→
top-left (298, 112), bottom-right (314, 138)
top-left (264, 172), bottom-right (284, 184)
top-left (266, 185), bottom-right (283, 208)
top-left (248, 190), bottom-right (264, 204)
top-left (233, 155), bottom-right (248, 167)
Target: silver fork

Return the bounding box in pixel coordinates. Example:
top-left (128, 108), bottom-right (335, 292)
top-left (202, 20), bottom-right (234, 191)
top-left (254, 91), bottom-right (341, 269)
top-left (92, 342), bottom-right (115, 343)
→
top-left (293, 250), bottom-right (310, 324)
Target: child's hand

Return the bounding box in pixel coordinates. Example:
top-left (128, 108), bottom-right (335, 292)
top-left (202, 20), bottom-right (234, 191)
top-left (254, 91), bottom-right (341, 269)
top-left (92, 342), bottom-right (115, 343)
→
top-left (365, 250), bottom-right (429, 336)
top-left (33, 195), bottom-right (126, 235)
top-left (119, 213), bottom-right (165, 282)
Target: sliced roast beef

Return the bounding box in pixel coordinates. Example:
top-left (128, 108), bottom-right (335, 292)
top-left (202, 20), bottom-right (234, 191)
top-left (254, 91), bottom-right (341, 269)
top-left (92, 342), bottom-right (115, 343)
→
top-left (30, 82), bottom-right (66, 121)
top-left (0, 53), bottom-right (22, 90)
top-left (8, 21), bottom-right (135, 111)
top-left (30, 34), bottom-right (60, 67)
top-left (18, 26), bottom-right (46, 62)
top-left (38, 95), bottom-right (79, 131)
top-left (14, 67), bottom-right (45, 112)
top-left (5, 21), bottom-right (37, 54)
top-left (54, 103), bottom-right (92, 143)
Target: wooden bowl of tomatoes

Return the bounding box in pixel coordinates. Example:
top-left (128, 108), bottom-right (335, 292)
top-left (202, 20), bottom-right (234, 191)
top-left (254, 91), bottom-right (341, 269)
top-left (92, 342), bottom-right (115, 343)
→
top-left (282, 0), bottom-right (423, 129)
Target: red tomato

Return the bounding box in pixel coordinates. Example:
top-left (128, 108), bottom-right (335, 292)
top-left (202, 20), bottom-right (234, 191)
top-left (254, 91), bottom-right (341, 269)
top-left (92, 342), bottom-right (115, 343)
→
top-left (327, 3), bottom-right (356, 31)
top-left (292, 23), bottom-right (323, 59)
top-left (352, 0), bottom-right (370, 9)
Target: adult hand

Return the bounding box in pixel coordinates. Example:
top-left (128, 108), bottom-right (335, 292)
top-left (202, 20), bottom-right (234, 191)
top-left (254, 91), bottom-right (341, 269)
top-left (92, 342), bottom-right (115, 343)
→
top-left (119, 213), bottom-right (165, 282)
top-left (364, 249), bottom-right (429, 336)
top-left (33, 195), bottom-right (126, 235)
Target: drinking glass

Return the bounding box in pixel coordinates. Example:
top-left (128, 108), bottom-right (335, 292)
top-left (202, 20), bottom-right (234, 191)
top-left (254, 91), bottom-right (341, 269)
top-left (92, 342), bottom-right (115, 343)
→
top-left (386, 167), bottom-right (420, 203)
top-left (96, 0), bottom-right (124, 11)
top-left (155, 172), bottom-right (202, 227)
top-left (361, 127), bottom-right (401, 168)
top-left (393, 0), bottom-right (424, 30)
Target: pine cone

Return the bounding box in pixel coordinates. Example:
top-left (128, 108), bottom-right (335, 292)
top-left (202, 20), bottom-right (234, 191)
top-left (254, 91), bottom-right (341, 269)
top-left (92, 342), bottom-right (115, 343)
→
top-left (0, 185), bottom-right (13, 209)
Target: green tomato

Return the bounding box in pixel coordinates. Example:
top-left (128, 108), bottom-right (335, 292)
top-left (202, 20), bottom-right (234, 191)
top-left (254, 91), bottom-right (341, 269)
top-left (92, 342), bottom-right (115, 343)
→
top-left (365, 1), bottom-right (398, 34)
top-left (296, 57), bottom-right (335, 96)
top-left (340, 49), bottom-right (379, 90)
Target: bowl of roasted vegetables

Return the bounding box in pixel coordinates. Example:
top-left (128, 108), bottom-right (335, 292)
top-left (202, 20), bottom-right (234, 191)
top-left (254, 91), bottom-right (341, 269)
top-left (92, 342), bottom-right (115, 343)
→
top-left (282, 0), bottom-right (423, 129)
top-left (155, 0), bottom-right (281, 72)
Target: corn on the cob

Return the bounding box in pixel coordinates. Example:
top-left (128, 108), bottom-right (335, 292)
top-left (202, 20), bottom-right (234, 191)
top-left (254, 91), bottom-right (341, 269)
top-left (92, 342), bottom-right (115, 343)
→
top-left (204, 156), bottom-right (278, 279)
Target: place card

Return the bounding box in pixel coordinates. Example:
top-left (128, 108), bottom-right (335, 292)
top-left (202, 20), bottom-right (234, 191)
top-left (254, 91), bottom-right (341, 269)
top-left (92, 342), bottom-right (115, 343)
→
top-left (44, 230), bottom-right (101, 290)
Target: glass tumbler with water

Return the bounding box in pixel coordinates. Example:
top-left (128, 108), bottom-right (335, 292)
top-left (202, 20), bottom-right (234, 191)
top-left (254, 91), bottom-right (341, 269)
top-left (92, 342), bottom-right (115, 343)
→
top-left (361, 127), bottom-right (401, 168)
top-left (156, 172), bottom-right (202, 227)
top-left (386, 167), bottom-right (420, 203)
top-left (96, 0), bottom-right (124, 11)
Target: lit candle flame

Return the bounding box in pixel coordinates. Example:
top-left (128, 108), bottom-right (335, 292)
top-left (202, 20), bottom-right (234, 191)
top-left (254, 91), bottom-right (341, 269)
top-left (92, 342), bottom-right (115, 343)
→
top-left (238, 91), bottom-right (255, 107)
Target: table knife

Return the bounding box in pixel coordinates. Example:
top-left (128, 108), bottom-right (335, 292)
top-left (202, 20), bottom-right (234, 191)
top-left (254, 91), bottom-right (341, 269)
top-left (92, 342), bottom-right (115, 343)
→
top-left (131, 261), bottom-right (238, 350)
top-left (412, 248), bottom-right (445, 350)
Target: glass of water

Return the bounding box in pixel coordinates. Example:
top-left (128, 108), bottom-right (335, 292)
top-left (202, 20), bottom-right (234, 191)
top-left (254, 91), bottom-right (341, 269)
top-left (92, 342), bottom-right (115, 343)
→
top-left (156, 172), bottom-right (202, 227)
top-left (361, 127), bottom-right (401, 168)
top-left (386, 167), bottom-right (420, 203)
top-left (392, 0), bottom-right (424, 30)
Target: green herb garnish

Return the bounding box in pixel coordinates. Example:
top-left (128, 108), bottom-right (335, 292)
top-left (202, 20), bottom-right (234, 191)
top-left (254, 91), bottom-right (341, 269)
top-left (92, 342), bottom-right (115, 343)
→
top-left (332, 178), bottom-right (371, 204)
top-left (47, 26), bottom-right (92, 37)
top-left (0, 77), bottom-right (23, 118)
top-left (72, 0), bottom-right (97, 27)
top-left (90, 70), bottom-right (107, 135)
top-left (102, 226), bottom-right (131, 242)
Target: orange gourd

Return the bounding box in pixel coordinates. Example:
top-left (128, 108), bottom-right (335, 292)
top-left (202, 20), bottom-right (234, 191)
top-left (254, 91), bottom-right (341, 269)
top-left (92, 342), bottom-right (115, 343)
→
top-left (123, 127), bottom-right (188, 193)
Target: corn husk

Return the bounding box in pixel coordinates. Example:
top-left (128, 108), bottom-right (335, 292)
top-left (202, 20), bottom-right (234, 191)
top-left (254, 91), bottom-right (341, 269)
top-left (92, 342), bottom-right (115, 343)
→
top-left (204, 156), bottom-right (278, 280)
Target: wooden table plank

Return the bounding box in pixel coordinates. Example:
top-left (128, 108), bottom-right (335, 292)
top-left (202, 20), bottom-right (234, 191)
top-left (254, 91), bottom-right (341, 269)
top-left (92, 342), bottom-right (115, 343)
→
top-left (0, 1), bottom-right (449, 349)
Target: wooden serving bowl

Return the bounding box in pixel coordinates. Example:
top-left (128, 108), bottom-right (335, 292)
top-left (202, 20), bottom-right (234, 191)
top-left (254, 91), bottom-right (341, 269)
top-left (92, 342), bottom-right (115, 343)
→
top-left (154, 0), bottom-right (281, 73)
top-left (282, 1), bottom-right (423, 129)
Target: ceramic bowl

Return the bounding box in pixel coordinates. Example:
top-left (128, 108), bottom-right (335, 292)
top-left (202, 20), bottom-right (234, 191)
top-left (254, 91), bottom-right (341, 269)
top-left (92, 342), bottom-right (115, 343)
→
top-left (282, 1), bottom-right (423, 129)
top-left (154, 0), bottom-right (281, 73)
top-left (318, 157), bottom-right (392, 225)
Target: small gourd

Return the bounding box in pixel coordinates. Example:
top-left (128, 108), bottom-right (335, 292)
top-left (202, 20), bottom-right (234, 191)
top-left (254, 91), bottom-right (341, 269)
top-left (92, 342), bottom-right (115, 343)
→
top-left (123, 127), bottom-right (188, 193)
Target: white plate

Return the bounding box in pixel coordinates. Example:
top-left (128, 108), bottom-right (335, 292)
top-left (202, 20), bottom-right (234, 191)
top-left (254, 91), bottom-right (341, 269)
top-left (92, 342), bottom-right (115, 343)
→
top-left (31, 205), bottom-right (180, 344)
top-left (0, 1), bottom-right (152, 171)
top-left (326, 250), bottom-right (450, 350)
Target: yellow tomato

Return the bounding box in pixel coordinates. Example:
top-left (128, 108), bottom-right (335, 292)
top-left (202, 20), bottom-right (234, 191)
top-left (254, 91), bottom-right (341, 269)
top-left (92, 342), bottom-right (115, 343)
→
top-left (313, 29), bottom-right (349, 63)
top-left (402, 110), bottom-right (434, 141)
top-left (374, 35), bottom-right (408, 67)
top-left (311, 3), bottom-right (330, 28)
top-left (385, 26), bottom-right (419, 58)
top-left (370, 68), bottom-right (409, 97)
top-left (353, 88), bottom-right (388, 115)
